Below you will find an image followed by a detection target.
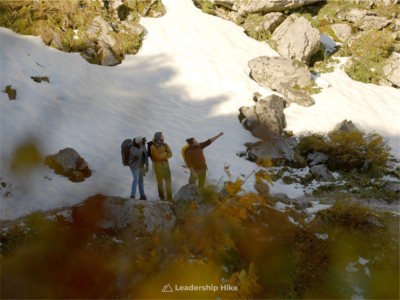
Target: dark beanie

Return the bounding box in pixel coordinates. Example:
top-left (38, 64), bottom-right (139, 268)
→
top-left (154, 132), bottom-right (163, 141)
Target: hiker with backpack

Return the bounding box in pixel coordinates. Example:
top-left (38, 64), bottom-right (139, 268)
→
top-left (183, 132), bottom-right (224, 189)
top-left (121, 136), bottom-right (149, 200)
top-left (148, 132), bottom-right (173, 201)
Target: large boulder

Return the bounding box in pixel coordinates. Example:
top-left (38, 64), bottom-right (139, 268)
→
top-left (248, 56), bottom-right (312, 91)
top-left (238, 0), bottom-right (319, 16)
top-left (71, 195), bottom-right (176, 232)
top-left (310, 165), bottom-right (333, 181)
top-left (256, 12), bottom-right (286, 34)
top-left (173, 184), bottom-right (213, 219)
top-left (358, 16), bottom-right (392, 30)
top-left (44, 148), bottom-right (92, 182)
top-left (248, 136), bottom-right (295, 165)
top-left (276, 82), bottom-right (315, 107)
top-left (239, 94), bottom-right (286, 137)
top-left (307, 152), bottom-right (328, 167)
top-left (98, 40), bottom-right (119, 66)
top-left (332, 119), bottom-right (357, 133)
top-left (121, 21), bottom-right (144, 36)
top-left (87, 16), bottom-right (116, 47)
top-left (383, 54), bottom-right (400, 87)
top-left (338, 9), bottom-right (371, 23)
top-left (338, 8), bottom-right (391, 30)
top-left (174, 184), bottom-right (204, 204)
top-left (271, 15), bottom-right (321, 63)
top-left (255, 94), bottom-right (286, 136)
top-left (330, 24), bottom-right (352, 42)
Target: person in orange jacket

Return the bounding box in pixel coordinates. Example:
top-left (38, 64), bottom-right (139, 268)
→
top-left (150, 132), bottom-right (173, 201)
top-left (185, 132), bottom-right (224, 188)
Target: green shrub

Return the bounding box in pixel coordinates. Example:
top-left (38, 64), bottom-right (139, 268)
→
top-left (297, 130), bottom-right (391, 171)
top-left (340, 30), bottom-right (395, 84)
top-left (0, 0), bottom-right (145, 66)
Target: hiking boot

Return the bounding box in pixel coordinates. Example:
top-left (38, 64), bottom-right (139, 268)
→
top-left (139, 195), bottom-right (147, 201)
top-left (130, 195), bottom-right (135, 199)
top-left (166, 198), bottom-right (174, 203)
top-left (159, 195), bottom-right (165, 201)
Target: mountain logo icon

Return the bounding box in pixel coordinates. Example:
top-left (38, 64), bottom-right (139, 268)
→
top-left (162, 284), bottom-right (173, 292)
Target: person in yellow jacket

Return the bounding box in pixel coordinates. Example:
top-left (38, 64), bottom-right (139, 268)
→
top-left (150, 132), bottom-right (173, 201)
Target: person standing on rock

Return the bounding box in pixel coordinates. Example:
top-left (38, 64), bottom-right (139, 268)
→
top-left (185, 133), bottom-right (224, 188)
top-left (129, 136), bottom-right (149, 200)
top-left (150, 132), bottom-right (173, 201)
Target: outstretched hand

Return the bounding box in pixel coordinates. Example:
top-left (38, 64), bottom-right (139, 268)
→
top-left (218, 132), bottom-right (224, 137)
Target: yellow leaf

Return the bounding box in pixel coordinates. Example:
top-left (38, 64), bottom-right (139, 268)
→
top-left (239, 209), bottom-right (247, 220)
top-left (190, 200), bottom-right (196, 212)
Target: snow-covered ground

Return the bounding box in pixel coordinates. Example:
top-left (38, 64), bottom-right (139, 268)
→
top-left (1, 0), bottom-right (399, 220)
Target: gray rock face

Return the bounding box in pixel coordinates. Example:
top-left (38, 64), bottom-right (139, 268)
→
top-left (330, 24), bottom-right (352, 42)
top-left (238, 0), bottom-right (319, 16)
top-left (338, 9), bottom-right (391, 30)
top-left (385, 181), bottom-right (400, 192)
top-left (333, 119), bottom-right (357, 133)
top-left (307, 152), bottom-right (328, 167)
top-left (272, 16), bottom-right (321, 63)
top-left (310, 164), bottom-right (333, 181)
top-left (121, 21), bottom-right (144, 36)
top-left (98, 40), bottom-right (119, 66)
top-left (248, 136), bottom-right (295, 165)
top-left (359, 16), bottom-right (392, 30)
top-left (339, 9), bottom-right (371, 23)
top-left (271, 14), bottom-right (297, 41)
top-left (173, 184), bottom-right (213, 219)
top-left (255, 94), bottom-right (286, 136)
top-left (44, 148), bottom-right (92, 182)
top-left (239, 105), bottom-right (259, 129)
top-left (277, 82), bottom-right (315, 107)
top-left (174, 184), bottom-right (204, 204)
top-left (239, 94), bottom-right (286, 136)
top-left (211, 0), bottom-right (238, 10)
top-left (286, 137), bottom-right (298, 147)
top-left (383, 54), bottom-right (400, 87)
top-left (257, 12), bottom-right (286, 33)
top-left (87, 16), bottom-right (116, 47)
top-left (248, 56), bottom-right (312, 91)
top-left (72, 195), bottom-right (176, 232)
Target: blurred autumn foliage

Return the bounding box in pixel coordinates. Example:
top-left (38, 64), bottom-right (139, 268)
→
top-left (1, 158), bottom-right (399, 299)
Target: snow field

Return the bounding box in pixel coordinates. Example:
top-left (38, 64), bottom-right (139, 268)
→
top-left (1, 0), bottom-right (399, 220)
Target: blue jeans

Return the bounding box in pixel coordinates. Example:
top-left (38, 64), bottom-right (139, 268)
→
top-left (130, 167), bottom-right (145, 197)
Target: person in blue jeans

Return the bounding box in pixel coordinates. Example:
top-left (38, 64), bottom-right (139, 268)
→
top-left (129, 136), bottom-right (149, 200)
